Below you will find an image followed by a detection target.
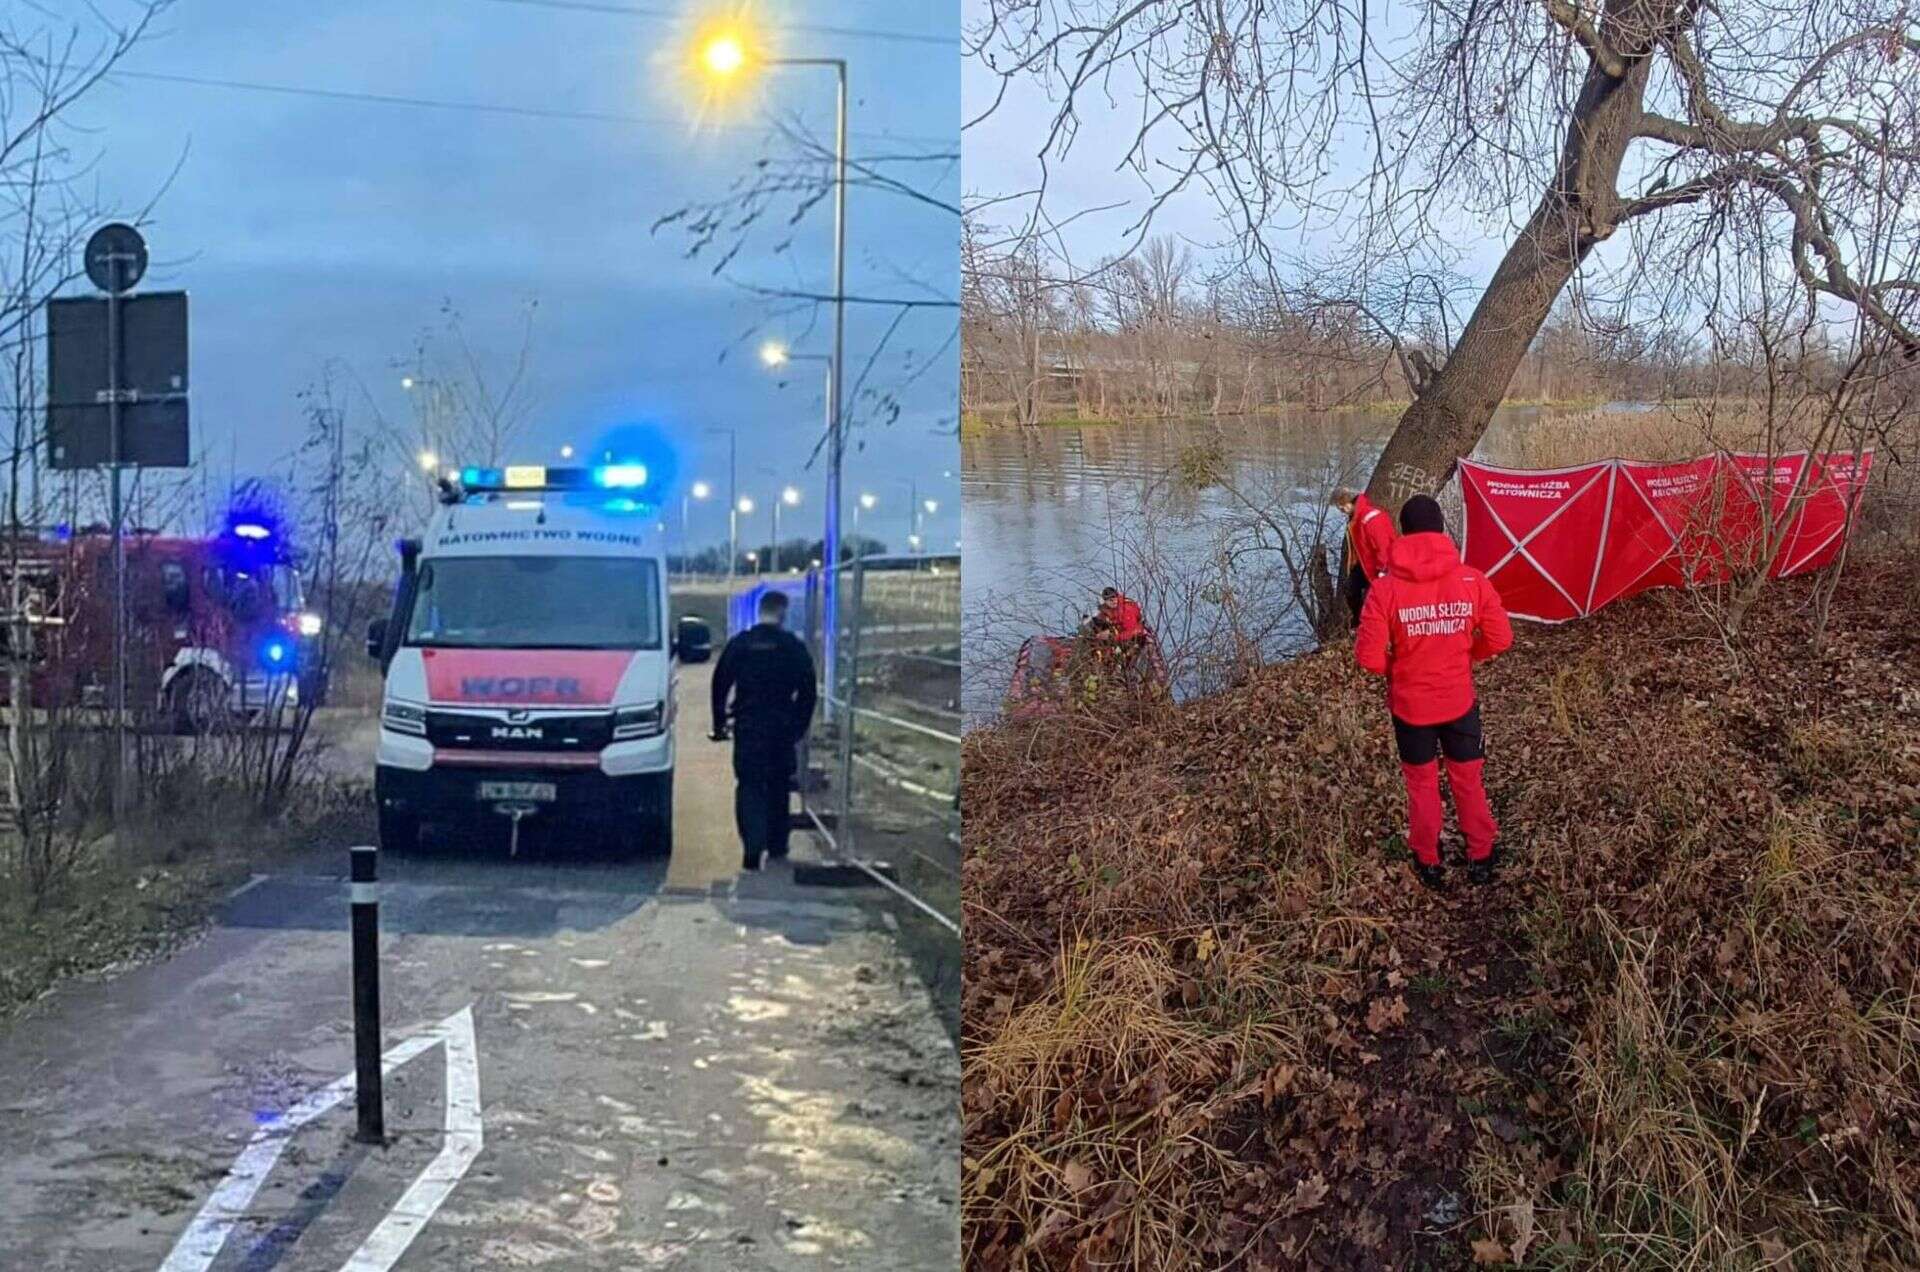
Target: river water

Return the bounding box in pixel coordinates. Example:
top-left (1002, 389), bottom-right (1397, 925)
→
top-left (959, 405), bottom-right (1577, 723)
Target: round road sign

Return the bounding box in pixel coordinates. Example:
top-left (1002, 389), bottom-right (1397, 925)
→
top-left (84, 222), bottom-right (147, 294)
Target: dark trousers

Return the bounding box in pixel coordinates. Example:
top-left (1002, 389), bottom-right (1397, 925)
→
top-left (1345, 565), bottom-right (1371, 626)
top-left (732, 732), bottom-right (795, 866)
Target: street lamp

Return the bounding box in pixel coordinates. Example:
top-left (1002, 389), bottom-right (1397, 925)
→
top-left (771, 485), bottom-right (801, 573)
top-left (417, 450), bottom-right (437, 472)
top-left (681, 480), bottom-right (712, 579)
top-left (737, 494), bottom-right (756, 575)
top-left (692, 32), bottom-right (850, 717)
top-left (853, 491), bottom-right (876, 547)
top-left (707, 427), bottom-right (739, 585)
top-left (560, 443), bottom-right (575, 460)
top-left (701, 32), bottom-right (747, 76)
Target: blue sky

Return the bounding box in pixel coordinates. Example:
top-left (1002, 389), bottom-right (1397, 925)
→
top-left (66, 0), bottom-right (960, 554)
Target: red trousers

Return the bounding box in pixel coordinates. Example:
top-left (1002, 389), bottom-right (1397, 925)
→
top-left (1391, 703), bottom-right (1496, 867)
top-left (1400, 758), bottom-right (1497, 867)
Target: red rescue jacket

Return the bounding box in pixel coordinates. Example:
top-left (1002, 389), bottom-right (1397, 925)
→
top-left (1348, 494), bottom-right (1396, 579)
top-left (1109, 595), bottom-right (1146, 641)
top-left (1355, 531), bottom-right (1513, 725)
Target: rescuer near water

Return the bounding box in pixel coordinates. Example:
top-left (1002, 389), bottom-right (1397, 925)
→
top-left (1332, 487), bottom-right (1397, 625)
top-left (1355, 494), bottom-right (1513, 889)
top-left (710, 590), bottom-right (818, 871)
top-left (1098, 587), bottom-right (1146, 646)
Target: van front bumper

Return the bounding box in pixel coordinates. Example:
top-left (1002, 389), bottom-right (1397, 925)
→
top-left (376, 761), bottom-right (666, 825)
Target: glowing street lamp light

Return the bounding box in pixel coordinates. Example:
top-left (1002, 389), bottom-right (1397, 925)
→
top-left (560, 443), bottom-right (575, 459)
top-left (417, 450), bottom-right (438, 472)
top-left (759, 340), bottom-right (789, 367)
top-left (737, 495), bottom-right (755, 514)
top-left (699, 31), bottom-right (747, 77)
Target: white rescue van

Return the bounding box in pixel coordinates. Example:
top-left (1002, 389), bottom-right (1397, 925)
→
top-left (368, 464), bottom-right (703, 856)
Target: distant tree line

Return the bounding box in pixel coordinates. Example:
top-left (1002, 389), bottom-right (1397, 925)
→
top-left (964, 228), bottom-right (1915, 429)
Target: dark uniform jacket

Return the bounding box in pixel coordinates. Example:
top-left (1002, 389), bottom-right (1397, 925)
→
top-left (712, 621), bottom-right (817, 746)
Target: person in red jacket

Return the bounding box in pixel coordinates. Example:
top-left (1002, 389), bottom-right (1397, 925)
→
top-left (1355, 495), bottom-right (1514, 889)
top-left (1333, 488), bottom-right (1397, 625)
top-left (1099, 587), bottom-right (1146, 644)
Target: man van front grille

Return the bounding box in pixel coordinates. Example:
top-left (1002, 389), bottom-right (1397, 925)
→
top-left (424, 710), bottom-right (611, 751)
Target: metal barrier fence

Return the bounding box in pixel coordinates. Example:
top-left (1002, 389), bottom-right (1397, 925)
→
top-left (804, 555), bottom-right (960, 934)
top-left (721, 557), bottom-right (960, 934)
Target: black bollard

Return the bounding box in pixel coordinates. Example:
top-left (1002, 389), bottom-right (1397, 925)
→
top-left (350, 844), bottom-right (384, 1144)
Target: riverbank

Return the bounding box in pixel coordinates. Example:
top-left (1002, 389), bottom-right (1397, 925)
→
top-left (961, 550), bottom-right (1920, 1269)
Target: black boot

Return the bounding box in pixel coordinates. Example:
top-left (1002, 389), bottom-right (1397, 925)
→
top-left (1467, 845), bottom-right (1501, 886)
top-left (1414, 862), bottom-right (1445, 892)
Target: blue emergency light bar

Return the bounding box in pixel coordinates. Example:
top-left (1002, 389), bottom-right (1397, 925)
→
top-left (454, 463), bottom-right (649, 493)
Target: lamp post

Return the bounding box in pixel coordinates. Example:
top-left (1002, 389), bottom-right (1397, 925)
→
top-left (706, 427), bottom-right (738, 585)
top-left (771, 485), bottom-right (801, 573)
top-left (698, 30), bottom-right (848, 719)
top-left (681, 480), bottom-right (711, 579)
top-left (853, 491), bottom-right (876, 548)
top-left (735, 495), bottom-right (755, 577)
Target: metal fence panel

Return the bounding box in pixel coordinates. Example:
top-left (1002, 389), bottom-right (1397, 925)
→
top-left (798, 555), bottom-right (959, 932)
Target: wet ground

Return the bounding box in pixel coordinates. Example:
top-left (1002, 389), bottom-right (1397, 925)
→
top-left (0, 662), bottom-right (959, 1270)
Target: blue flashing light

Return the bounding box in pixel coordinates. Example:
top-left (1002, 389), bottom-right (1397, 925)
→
top-left (602, 497), bottom-right (648, 514)
top-left (261, 637), bottom-right (291, 669)
top-left (460, 466), bottom-right (503, 488)
top-left (232, 522), bottom-right (273, 541)
top-left (594, 463), bottom-right (649, 489)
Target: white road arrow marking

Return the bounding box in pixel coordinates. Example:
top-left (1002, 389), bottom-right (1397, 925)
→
top-left (157, 1006), bottom-right (482, 1272)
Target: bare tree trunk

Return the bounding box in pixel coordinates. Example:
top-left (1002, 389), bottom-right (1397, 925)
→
top-left (1366, 54), bottom-right (1654, 509)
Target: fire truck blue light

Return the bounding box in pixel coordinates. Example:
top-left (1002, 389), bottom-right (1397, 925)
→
top-left (261, 638), bottom-right (291, 668)
top-left (231, 522), bottom-right (272, 541)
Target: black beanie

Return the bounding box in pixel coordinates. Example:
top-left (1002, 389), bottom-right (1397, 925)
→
top-left (1400, 494), bottom-right (1445, 535)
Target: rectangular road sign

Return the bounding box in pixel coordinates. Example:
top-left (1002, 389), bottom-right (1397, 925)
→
top-left (46, 291), bottom-right (190, 469)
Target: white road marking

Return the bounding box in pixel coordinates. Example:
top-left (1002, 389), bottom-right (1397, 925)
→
top-left (157, 1007), bottom-right (481, 1272)
top-left (340, 1006), bottom-right (483, 1271)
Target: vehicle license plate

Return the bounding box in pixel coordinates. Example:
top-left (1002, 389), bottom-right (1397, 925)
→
top-left (478, 780), bottom-right (556, 802)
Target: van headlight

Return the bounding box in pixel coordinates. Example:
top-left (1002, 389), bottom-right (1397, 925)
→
top-left (612, 702), bottom-right (665, 740)
top-left (382, 701), bottom-right (427, 736)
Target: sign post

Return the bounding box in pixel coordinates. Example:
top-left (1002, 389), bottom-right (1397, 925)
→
top-left (47, 223), bottom-right (189, 823)
top-left (93, 228), bottom-right (141, 821)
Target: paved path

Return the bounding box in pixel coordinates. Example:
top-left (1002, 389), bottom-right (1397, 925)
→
top-left (0, 662), bottom-right (958, 1270)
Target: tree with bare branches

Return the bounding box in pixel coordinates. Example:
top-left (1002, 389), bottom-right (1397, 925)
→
top-left (968, 0), bottom-right (1920, 507)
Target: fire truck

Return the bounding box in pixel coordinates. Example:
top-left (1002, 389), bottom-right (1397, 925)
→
top-left (367, 464), bottom-right (700, 856)
top-left (0, 520), bottom-right (320, 730)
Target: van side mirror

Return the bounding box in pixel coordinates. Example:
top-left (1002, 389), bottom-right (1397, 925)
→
top-left (365, 617), bottom-right (387, 661)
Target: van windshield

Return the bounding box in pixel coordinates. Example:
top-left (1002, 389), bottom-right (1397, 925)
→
top-left (403, 555), bottom-right (662, 650)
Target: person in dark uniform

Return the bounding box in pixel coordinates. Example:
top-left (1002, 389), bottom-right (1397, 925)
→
top-left (709, 590), bottom-right (817, 870)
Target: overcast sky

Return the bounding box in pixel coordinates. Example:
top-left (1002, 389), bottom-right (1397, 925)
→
top-left (960, 4), bottom-right (1518, 292)
top-left (64, 0), bottom-right (959, 553)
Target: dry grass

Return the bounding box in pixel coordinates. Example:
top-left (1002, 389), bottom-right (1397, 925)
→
top-left (963, 549), bottom-right (1920, 1269)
